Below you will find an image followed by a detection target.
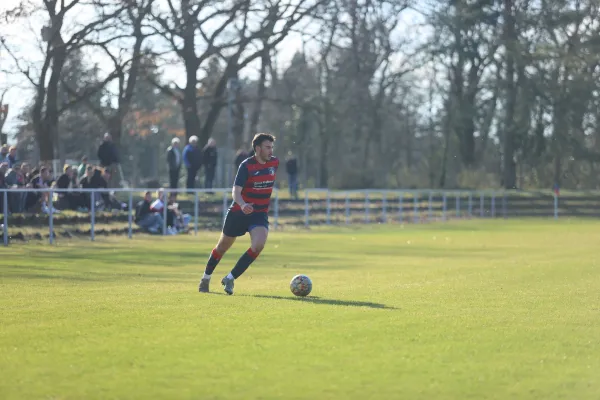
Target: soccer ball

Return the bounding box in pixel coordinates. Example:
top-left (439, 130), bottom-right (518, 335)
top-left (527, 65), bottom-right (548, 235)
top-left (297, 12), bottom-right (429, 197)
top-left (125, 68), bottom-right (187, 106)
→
top-left (290, 274), bottom-right (312, 297)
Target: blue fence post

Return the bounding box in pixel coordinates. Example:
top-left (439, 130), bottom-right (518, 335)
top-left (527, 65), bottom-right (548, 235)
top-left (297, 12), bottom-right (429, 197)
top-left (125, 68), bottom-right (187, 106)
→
top-left (382, 192), bottom-right (387, 223)
top-left (3, 191), bottom-right (8, 246)
top-left (128, 192), bottom-right (133, 239)
top-left (480, 193), bottom-right (484, 217)
top-left (398, 192), bottom-right (404, 223)
top-left (468, 193), bottom-right (473, 218)
top-left (491, 192), bottom-right (496, 218)
top-left (554, 193), bottom-right (558, 219)
top-left (428, 191), bottom-right (433, 221)
top-left (48, 189), bottom-right (54, 245)
top-left (326, 190), bottom-right (331, 225)
top-left (274, 190), bottom-right (280, 229)
top-left (456, 193), bottom-right (460, 218)
top-left (345, 192), bottom-right (350, 225)
top-left (413, 193), bottom-right (419, 223)
top-left (364, 192), bottom-right (370, 223)
top-left (442, 192), bottom-right (447, 221)
top-left (304, 190), bottom-right (309, 228)
top-left (90, 192), bottom-right (95, 241)
top-left (194, 192), bottom-right (199, 235)
top-left (503, 192), bottom-right (507, 219)
top-left (163, 192), bottom-right (168, 235)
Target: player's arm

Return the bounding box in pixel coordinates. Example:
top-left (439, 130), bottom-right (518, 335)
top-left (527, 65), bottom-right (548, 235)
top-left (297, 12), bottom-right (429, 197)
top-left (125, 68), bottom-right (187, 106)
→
top-left (232, 163), bottom-right (253, 214)
top-left (232, 185), bottom-right (253, 214)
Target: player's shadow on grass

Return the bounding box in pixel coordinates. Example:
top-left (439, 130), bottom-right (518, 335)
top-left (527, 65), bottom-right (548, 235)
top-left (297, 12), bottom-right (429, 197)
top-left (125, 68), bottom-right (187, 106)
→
top-left (244, 294), bottom-right (397, 310)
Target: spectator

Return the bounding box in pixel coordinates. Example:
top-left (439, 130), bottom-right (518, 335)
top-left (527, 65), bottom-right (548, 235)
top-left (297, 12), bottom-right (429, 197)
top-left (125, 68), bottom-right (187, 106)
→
top-left (5, 163), bottom-right (26, 213)
top-left (234, 148), bottom-right (248, 171)
top-left (182, 135), bottom-right (202, 190)
top-left (79, 165), bottom-right (96, 207)
top-left (97, 133), bottom-right (119, 186)
top-left (166, 137), bottom-right (182, 189)
top-left (168, 192), bottom-right (191, 231)
top-left (21, 163), bottom-right (32, 184)
top-left (0, 145), bottom-right (8, 164)
top-left (7, 146), bottom-right (17, 168)
top-left (77, 156), bottom-right (88, 180)
top-left (0, 163), bottom-right (6, 214)
top-left (202, 137), bottom-right (217, 190)
top-left (55, 164), bottom-right (85, 211)
top-left (4, 163), bottom-right (23, 187)
top-left (150, 189), bottom-right (177, 234)
top-left (98, 169), bottom-right (125, 211)
top-left (26, 166), bottom-right (57, 214)
top-left (286, 151), bottom-right (299, 199)
top-left (135, 191), bottom-right (162, 234)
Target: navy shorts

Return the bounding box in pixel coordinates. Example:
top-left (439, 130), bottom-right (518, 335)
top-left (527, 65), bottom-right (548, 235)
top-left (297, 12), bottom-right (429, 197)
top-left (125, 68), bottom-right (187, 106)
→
top-left (222, 210), bottom-right (269, 237)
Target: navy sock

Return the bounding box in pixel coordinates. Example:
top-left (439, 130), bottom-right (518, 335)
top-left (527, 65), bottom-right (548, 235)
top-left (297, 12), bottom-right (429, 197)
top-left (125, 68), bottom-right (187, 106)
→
top-left (204, 248), bottom-right (222, 275)
top-left (231, 248), bottom-right (260, 279)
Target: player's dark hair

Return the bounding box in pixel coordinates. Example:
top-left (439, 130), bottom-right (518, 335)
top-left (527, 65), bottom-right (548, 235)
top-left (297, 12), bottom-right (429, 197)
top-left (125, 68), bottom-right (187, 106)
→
top-left (252, 133), bottom-right (275, 151)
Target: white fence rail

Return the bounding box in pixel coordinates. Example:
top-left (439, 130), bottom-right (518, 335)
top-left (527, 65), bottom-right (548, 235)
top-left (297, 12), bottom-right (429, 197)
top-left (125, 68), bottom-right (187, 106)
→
top-left (0, 187), bottom-right (576, 246)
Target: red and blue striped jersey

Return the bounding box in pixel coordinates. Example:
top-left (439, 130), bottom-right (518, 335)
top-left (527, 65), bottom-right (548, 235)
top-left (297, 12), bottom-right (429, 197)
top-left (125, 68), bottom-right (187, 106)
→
top-left (231, 156), bottom-right (279, 213)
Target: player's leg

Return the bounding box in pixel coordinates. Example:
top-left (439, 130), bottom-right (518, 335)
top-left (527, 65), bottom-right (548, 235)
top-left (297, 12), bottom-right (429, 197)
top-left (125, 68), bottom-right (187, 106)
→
top-left (222, 222), bottom-right (268, 295)
top-left (199, 210), bottom-right (246, 292)
top-left (199, 233), bottom-right (236, 292)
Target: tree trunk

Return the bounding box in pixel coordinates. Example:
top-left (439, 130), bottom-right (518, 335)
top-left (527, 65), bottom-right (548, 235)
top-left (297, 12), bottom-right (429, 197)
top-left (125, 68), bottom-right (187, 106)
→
top-left (502, 0), bottom-right (517, 189)
top-left (249, 48), bottom-right (269, 137)
top-left (183, 57), bottom-right (201, 141)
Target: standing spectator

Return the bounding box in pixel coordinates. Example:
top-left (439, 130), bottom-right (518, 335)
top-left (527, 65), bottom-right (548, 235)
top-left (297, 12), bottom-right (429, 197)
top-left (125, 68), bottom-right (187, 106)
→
top-left (182, 135), bottom-right (202, 190)
top-left (97, 133), bottom-right (119, 186)
top-left (234, 148), bottom-right (248, 171)
top-left (286, 151), bottom-right (299, 199)
top-left (202, 137), bottom-right (218, 190)
top-left (166, 137), bottom-right (182, 189)
top-left (77, 156), bottom-right (88, 180)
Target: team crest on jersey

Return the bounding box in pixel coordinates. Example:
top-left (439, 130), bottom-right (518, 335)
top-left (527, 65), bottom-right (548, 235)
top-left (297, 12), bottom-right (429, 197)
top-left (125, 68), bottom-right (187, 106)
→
top-left (268, 167), bottom-right (275, 175)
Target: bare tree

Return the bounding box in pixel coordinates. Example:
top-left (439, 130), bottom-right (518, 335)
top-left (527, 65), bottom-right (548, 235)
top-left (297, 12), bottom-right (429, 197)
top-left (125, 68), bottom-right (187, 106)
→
top-left (150, 0), bottom-right (328, 145)
top-left (64, 0), bottom-right (156, 149)
top-left (1, 0), bottom-right (123, 161)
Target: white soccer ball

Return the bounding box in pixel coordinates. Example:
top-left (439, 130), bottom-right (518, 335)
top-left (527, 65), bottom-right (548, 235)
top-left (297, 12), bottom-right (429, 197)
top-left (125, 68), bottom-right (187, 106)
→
top-left (290, 274), bottom-right (312, 297)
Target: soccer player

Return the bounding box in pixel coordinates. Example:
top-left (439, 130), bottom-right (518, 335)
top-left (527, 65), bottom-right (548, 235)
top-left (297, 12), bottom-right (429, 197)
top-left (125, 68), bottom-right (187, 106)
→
top-left (199, 133), bottom-right (279, 295)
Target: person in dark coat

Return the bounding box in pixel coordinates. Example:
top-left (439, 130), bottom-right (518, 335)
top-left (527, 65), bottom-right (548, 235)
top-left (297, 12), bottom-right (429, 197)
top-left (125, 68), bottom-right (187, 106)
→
top-left (202, 138), bottom-right (218, 190)
top-left (97, 133), bottom-right (119, 168)
top-left (166, 137), bottom-right (182, 189)
top-left (97, 133), bottom-right (119, 187)
top-left (182, 135), bottom-right (202, 190)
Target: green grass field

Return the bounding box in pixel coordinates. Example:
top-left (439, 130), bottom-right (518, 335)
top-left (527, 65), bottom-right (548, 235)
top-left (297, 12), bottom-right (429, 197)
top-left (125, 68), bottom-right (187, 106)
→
top-left (1, 220), bottom-right (599, 399)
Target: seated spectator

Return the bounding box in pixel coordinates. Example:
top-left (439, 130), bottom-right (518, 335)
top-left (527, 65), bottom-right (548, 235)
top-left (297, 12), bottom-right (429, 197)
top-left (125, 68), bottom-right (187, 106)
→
top-left (0, 163), bottom-right (7, 214)
top-left (168, 192), bottom-right (191, 232)
top-left (135, 191), bottom-right (162, 234)
top-left (150, 189), bottom-right (177, 234)
top-left (4, 163), bottom-right (26, 213)
top-left (97, 169), bottom-right (126, 211)
top-left (77, 156), bottom-right (88, 180)
top-left (25, 166), bottom-right (57, 214)
top-left (79, 165), bottom-right (96, 207)
top-left (55, 164), bottom-right (86, 211)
